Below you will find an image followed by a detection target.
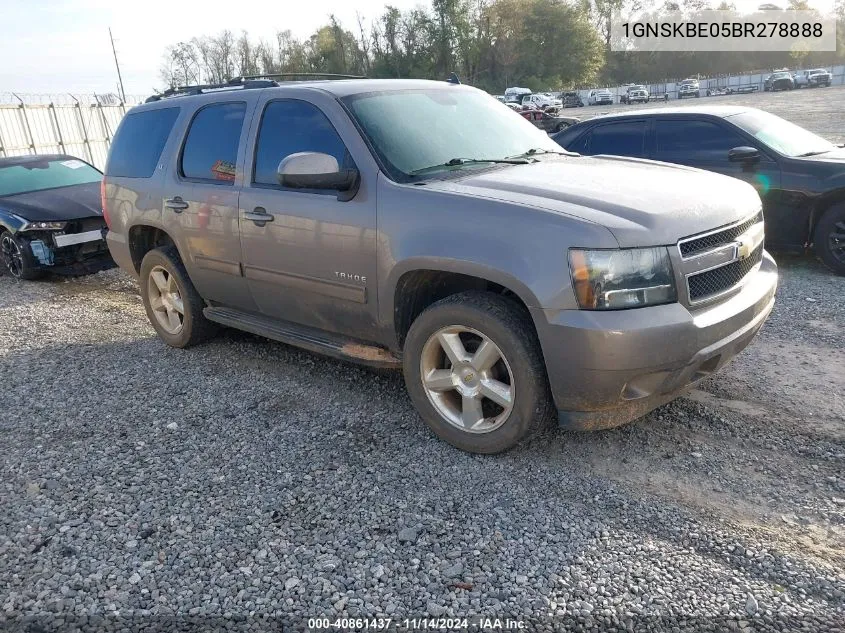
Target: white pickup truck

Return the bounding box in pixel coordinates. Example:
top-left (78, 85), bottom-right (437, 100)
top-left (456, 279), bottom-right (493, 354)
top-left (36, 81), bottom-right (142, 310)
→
top-left (587, 89), bottom-right (613, 106)
top-left (521, 92), bottom-right (562, 110)
top-left (793, 68), bottom-right (832, 88)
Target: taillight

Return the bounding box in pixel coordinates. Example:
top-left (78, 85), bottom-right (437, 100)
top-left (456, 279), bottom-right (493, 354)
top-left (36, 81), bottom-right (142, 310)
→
top-left (100, 178), bottom-right (111, 229)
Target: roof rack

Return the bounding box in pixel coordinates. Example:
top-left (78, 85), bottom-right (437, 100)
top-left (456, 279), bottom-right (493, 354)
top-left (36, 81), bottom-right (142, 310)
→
top-left (236, 73), bottom-right (366, 81)
top-left (145, 73), bottom-right (366, 103)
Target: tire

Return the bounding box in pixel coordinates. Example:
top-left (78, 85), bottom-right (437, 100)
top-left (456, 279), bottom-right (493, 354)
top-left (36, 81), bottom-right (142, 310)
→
top-left (1, 231), bottom-right (44, 280)
top-left (139, 246), bottom-right (217, 348)
top-left (402, 291), bottom-right (554, 454)
top-left (814, 203), bottom-right (845, 275)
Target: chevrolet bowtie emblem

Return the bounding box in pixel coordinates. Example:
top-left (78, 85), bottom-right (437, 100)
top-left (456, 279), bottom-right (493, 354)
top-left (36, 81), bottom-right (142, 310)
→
top-left (737, 237), bottom-right (753, 260)
top-left (736, 223), bottom-right (764, 261)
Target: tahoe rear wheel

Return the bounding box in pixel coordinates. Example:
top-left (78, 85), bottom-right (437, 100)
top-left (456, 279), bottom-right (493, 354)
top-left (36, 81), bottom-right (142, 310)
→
top-left (815, 203), bottom-right (845, 275)
top-left (403, 291), bottom-right (553, 454)
top-left (140, 246), bottom-right (217, 347)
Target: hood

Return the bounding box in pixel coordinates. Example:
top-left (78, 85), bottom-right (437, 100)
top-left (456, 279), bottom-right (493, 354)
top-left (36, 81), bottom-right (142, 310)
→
top-left (426, 156), bottom-right (762, 247)
top-left (0, 182), bottom-right (103, 222)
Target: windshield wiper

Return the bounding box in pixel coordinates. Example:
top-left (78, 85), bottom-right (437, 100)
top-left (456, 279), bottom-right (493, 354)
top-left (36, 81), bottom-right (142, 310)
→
top-left (506, 148), bottom-right (578, 159)
top-left (409, 157), bottom-right (532, 175)
top-left (796, 149), bottom-right (833, 157)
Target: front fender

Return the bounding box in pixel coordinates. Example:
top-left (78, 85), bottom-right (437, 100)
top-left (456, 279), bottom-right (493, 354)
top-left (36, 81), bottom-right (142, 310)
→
top-left (0, 210), bottom-right (28, 233)
top-left (375, 175), bottom-right (619, 333)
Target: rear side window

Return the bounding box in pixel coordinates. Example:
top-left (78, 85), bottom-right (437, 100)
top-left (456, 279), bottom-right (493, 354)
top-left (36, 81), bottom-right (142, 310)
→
top-left (253, 100), bottom-right (349, 188)
top-left (106, 107), bottom-right (179, 178)
top-left (180, 102), bottom-right (247, 183)
top-left (585, 121), bottom-right (647, 158)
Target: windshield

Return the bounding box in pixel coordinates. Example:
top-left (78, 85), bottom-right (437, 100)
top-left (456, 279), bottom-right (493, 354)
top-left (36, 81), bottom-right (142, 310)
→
top-left (0, 158), bottom-right (101, 197)
top-left (771, 73), bottom-right (790, 80)
top-left (631, 85), bottom-right (646, 90)
top-left (342, 89), bottom-right (562, 181)
top-left (810, 69), bottom-right (827, 74)
top-left (730, 110), bottom-right (835, 157)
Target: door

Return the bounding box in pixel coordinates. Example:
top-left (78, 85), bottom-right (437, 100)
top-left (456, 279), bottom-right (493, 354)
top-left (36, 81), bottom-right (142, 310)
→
top-left (652, 118), bottom-right (786, 242)
top-left (239, 97), bottom-right (378, 339)
top-left (161, 98), bottom-right (257, 310)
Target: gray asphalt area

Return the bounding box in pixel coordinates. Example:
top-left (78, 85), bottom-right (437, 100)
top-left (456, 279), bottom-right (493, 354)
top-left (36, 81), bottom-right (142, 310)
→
top-left (1, 87), bottom-right (844, 632)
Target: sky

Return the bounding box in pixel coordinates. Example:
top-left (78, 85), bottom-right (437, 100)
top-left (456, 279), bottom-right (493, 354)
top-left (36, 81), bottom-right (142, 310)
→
top-left (1, 0), bottom-right (420, 97)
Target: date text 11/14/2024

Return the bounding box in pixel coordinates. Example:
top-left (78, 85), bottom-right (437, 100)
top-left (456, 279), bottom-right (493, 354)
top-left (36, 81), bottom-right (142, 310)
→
top-left (307, 617), bottom-right (526, 630)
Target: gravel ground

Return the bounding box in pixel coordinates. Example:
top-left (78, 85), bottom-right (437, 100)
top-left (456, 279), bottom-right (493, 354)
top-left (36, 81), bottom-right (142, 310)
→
top-left (576, 84), bottom-right (845, 144)
top-left (1, 90), bottom-right (844, 632)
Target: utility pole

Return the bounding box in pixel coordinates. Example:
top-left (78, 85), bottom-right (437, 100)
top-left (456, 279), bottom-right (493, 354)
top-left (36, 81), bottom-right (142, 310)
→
top-left (109, 28), bottom-right (126, 103)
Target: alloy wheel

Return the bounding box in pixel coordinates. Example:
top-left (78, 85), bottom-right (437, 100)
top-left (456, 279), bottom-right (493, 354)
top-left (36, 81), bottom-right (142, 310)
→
top-left (148, 265), bottom-right (185, 334)
top-left (1, 234), bottom-right (23, 278)
top-left (419, 325), bottom-right (515, 434)
top-left (828, 220), bottom-right (845, 265)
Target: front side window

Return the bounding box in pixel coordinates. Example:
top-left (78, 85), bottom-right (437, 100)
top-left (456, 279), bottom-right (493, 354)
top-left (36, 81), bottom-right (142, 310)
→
top-left (181, 102), bottom-right (246, 183)
top-left (342, 89), bottom-right (561, 181)
top-left (253, 100), bottom-right (349, 188)
top-left (587, 121), bottom-right (647, 158)
top-left (655, 119), bottom-right (747, 162)
top-left (0, 158), bottom-right (101, 197)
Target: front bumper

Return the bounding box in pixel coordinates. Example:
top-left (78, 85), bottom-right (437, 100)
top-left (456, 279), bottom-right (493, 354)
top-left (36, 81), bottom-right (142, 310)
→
top-left (532, 251), bottom-right (777, 430)
top-left (25, 227), bottom-right (113, 275)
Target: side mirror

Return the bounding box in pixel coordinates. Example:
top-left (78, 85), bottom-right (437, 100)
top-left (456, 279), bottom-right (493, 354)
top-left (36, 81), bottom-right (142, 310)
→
top-left (277, 152), bottom-right (359, 201)
top-left (728, 146), bottom-right (760, 164)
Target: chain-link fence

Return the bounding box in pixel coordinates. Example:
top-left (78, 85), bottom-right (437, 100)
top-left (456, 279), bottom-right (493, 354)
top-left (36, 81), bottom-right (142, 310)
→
top-left (0, 94), bottom-right (146, 171)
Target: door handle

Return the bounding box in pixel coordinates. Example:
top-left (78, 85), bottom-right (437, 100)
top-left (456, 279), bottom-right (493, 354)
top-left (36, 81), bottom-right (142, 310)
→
top-left (165, 197), bottom-right (189, 212)
top-left (244, 207), bottom-right (274, 226)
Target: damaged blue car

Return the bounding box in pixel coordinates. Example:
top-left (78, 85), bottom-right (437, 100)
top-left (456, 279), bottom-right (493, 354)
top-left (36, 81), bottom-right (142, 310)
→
top-left (0, 155), bottom-right (113, 279)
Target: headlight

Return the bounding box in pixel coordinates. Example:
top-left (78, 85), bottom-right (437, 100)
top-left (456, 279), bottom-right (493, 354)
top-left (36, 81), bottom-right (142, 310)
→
top-left (21, 221), bottom-right (66, 231)
top-left (569, 247), bottom-right (676, 310)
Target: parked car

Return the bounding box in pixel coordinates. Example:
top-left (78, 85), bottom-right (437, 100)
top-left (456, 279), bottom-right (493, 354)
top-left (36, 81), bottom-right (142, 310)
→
top-left (561, 91), bottom-right (584, 108)
top-left (763, 72), bottom-right (794, 91)
top-left (521, 93), bottom-right (562, 110)
top-left (0, 155), bottom-right (113, 279)
top-left (793, 68), bottom-right (832, 88)
top-left (621, 85), bottom-right (649, 104)
top-left (678, 79), bottom-right (700, 99)
top-left (504, 86), bottom-right (531, 105)
top-left (552, 105), bottom-right (845, 274)
top-left (104, 78), bottom-right (776, 454)
top-left (587, 89), bottom-right (614, 106)
top-left (519, 108), bottom-right (579, 133)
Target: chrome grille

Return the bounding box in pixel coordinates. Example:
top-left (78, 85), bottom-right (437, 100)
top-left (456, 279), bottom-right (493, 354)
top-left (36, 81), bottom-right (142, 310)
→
top-left (679, 211), bottom-right (763, 258)
top-left (687, 244), bottom-right (764, 301)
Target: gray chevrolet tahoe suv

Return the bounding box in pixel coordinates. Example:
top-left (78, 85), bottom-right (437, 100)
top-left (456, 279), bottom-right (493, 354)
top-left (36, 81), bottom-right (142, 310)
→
top-left (103, 77), bottom-right (778, 454)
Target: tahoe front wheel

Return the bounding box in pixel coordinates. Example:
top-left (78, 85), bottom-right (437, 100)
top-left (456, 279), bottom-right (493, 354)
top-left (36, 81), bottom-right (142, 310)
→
top-left (403, 291), bottom-right (554, 454)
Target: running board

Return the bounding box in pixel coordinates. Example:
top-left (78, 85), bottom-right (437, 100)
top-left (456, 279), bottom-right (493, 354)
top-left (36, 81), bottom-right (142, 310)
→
top-left (203, 306), bottom-right (401, 369)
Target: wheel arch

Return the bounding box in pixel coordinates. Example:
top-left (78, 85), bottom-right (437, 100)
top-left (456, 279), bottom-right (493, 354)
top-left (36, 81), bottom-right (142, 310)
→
top-left (126, 223), bottom-right (181, 275)
top-left (384, 259), bottom-right (543, 350)
top-left (810, 189), bottom-right (845, 245)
